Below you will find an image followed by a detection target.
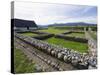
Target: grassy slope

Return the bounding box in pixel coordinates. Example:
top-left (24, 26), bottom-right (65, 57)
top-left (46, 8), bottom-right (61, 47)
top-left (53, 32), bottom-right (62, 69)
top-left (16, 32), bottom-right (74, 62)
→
top-left (14, 48), bottom-right (36, 73)
top-left (39, 27), bottom-right (67, 34)
top-left (45, 37), bottom-right (88, 53)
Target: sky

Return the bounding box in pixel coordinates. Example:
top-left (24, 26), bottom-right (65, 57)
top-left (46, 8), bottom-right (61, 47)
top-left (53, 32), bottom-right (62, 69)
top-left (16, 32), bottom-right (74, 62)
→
top-left (14, 1), bottom-right (97, 25)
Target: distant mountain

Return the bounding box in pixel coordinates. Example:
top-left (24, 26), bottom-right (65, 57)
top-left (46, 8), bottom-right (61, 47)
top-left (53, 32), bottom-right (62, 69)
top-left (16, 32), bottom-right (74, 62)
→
top-left (48, 22), bottom-right (97, 27)
top-left (11, 18), bottom-right (38, 27)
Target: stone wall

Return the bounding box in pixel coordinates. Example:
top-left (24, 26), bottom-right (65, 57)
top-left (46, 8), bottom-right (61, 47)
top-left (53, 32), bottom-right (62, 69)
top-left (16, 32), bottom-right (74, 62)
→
top-left (85, 31), bottom-right (97, 57)
top-left (62, 31), bottom-right (72, 34)
top-left (33, 34), bottom-right (54, 40)
top-left (17, 30), bottom-right (54, 40)
top-left (15, 33), bottom-right (97, 69)
top-left (55, 34), bottom-right (88, 43)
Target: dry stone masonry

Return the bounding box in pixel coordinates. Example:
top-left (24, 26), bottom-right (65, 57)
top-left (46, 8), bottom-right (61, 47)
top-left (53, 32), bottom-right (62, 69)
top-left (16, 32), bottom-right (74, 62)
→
top-left (15, 33), bottom-right (97, 69)
top-left (55, 34), bottom-right (88, 43)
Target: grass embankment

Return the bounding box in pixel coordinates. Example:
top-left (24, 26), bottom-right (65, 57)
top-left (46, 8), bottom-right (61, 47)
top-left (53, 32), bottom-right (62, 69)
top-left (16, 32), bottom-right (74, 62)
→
top-left (14, 48), bottom-right (36, 73)
top-left (38, 27), bottom-right (68, 34)
top-left (45, 37), bottom-right (88, 53)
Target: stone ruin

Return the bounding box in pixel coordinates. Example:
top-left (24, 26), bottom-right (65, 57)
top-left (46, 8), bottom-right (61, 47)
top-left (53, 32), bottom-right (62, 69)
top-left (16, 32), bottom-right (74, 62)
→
top-left (17, 30), bottom-right (54, 40)
top-left (55, 34), bottom-right (88, 43)
top-left (15, 33), bottom-right (97, 69)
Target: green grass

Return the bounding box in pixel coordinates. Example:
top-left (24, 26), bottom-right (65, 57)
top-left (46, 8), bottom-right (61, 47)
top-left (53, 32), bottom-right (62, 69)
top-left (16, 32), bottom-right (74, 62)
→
top-left (38, 27), bottom-right (68, 34)
top-left (21, 32), bottom-right (38, 36)
top-left (45, 37), bottom-right (88, 53)
top-left (14, 48), bottom-right (36, 73)
top-left (89, 31), bottom-right (97, 40)
top-left (66, 32), bottom-right (85, 38)
top-left (54, 26), bottom-right (84, 30)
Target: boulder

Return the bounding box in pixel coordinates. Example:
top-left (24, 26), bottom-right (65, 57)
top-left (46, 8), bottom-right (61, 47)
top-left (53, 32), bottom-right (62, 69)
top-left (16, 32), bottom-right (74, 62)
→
top-left (34, 65), bottom-right (42, 72)
top-left (63, 55), bottom-right (68, 62)
top-left (51, 50), bottom-right (55, 56)
top-left (57, 53), bottom-right (64, 59)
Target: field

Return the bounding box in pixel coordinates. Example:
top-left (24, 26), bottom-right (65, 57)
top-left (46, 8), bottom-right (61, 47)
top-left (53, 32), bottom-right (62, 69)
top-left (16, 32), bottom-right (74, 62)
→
top-left (20, 27), bottom-right (89, 53)
top-left (65, 32), bottom-right (85, 38)
top-left (14, 48), bottom-right (36, 73)
top-left (45, 37), bottom-right (88, 53)
top-left (38, 27), bottom-right (67, 34)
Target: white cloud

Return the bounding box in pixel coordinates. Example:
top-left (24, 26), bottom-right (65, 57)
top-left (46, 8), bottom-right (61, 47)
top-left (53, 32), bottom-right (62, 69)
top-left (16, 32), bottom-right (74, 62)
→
top-left (14, 1), bottom-right (97, 25)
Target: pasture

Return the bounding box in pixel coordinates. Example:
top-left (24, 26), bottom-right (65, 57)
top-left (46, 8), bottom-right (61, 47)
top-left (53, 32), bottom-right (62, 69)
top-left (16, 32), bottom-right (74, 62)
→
top-left (17, 26), bottom-right (97, 54)
top-left (38, 27), bottom-right (68, 34)
top-left (19, 26), bottom-right (89, 53)
top-left (45, 37), bottom-right (88, 53)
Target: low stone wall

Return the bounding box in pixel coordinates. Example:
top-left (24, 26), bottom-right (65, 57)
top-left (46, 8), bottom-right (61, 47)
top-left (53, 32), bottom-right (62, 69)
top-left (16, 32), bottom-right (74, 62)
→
top-left (15, 33), bottom-right (97, 69)
top-left (85, 31), bottom-right (97, 57)
top-left (33, 34), bottom-right (54, 40)
top-left (71, 31), bottom-right (84, 33)
top-left (62, 31), bottom-right (84, 34)
top-left (31, 31), bottom-right (49, 34)
top-left (16, 30), bottom-right (54, 40)
top-left (62, 31), bottom-right (72, 34)
top-left (55, 34), bottom-right (88, 43)
top-left (16, 30), bottom-right (48, 35)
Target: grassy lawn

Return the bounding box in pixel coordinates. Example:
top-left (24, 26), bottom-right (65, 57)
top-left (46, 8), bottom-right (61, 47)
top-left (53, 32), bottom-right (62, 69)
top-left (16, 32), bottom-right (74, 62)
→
top-left (21, 32), bottom-right (38, 36)
top-left (66, 32), bottom-right (85, 38)
top-left (45, 37), bottom-right (88, 53)
top-left (38, 27), bottom-right (68, 34)
top-left (14, 48), bottom-right (36, 73)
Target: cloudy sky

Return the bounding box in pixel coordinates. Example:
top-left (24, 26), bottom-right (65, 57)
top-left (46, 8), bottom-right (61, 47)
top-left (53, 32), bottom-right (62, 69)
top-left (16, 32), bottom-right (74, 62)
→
top-left (14, 1), bottom-right (97, 25)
